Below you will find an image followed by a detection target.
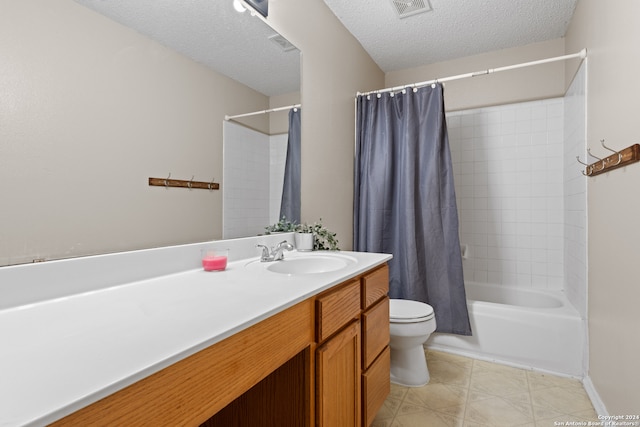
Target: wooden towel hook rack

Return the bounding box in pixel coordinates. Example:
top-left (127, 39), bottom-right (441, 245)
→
top-left (577, 140), bottom-right (640, 177)
top-left (148, 174), bottom-right (220, 190)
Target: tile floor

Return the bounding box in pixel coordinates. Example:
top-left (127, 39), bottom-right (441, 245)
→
top-left (372, 350), bottom-right (598, 427)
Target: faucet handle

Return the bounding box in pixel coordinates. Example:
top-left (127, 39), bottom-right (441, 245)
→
top-left (275, 240), bottom-right (293, 250)
top-left (256, 244), bottom-right (270, 260)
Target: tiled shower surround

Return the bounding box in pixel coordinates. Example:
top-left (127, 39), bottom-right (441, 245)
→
top-left (448, 98), bottom-right (566, 289)
top-left (563, 64), bottom-right (588, 318)
top-left (223, 121), bottom-right (287, 239)
top-left (448, 66), bottom-right (586, 297)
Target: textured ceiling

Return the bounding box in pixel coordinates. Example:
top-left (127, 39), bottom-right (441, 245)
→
top-left (74, 0), bottom-right (578, 95)
top-left (74, 0), bottom-right (300, 97)
top-left (322, 0), bottom-right (579, 72)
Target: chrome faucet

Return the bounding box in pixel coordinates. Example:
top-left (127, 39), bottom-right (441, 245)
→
top-left (257, 240), bottom-right (294, 262)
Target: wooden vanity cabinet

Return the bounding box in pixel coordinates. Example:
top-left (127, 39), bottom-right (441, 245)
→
top-left (52, 264), bottom-right (390, 427)
top-left (314, 264), bottom-right (390, 427)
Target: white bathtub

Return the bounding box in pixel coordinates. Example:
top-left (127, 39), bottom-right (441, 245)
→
top-left (427, 281), bottom-right (585, 377)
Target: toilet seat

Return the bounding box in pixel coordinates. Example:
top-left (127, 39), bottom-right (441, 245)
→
top-left (389, 299), bottom-right (435, 323)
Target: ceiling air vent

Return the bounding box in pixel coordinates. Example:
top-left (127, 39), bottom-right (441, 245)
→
top-left (268, 34), bottom-right (297, 52)
top-left (391, 0), bottom-right (432, 19)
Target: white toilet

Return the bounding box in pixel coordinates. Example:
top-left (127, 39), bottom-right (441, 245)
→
top-left (389, 299), bottom-right (437, 387)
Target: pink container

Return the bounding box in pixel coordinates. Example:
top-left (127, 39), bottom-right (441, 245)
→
top-left (201, 249), bottom-right (228, 271)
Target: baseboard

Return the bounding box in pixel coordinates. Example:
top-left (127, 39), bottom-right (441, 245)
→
top-left (582, 375), bottom-right (608, 416)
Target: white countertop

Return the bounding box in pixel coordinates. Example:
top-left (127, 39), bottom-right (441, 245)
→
top-left (0, 242), bottom-right (391, 427)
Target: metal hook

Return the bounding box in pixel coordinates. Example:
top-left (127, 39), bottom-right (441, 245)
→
top-left (164, 173), bottom-right (171, 188)
top-left (587, 148), bottom-right (607, 172)
top-left (587, 148), bottom-right (602, 161)
top-left (600, 139), bottom-right (622, 166)
top-left (576, 156), bottom-right (591, 176)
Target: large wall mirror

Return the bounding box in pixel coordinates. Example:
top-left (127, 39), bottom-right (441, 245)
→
top-left (0, 1), bottom-right (300, 266)
top-left (76, 0), bottom-right (301, 241)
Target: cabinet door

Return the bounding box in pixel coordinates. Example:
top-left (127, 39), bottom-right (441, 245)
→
top-left (316, 321), bottom-right (361, 427)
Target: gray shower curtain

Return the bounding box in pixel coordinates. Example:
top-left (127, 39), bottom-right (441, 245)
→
top-left (280, 108), bottom-right (301, 223)
top-left (354, 85), bottom-right (471, 335)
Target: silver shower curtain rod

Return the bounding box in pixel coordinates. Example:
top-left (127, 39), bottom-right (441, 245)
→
top-left (356, 49), bottom-right (587, 97)
top-left (225, 104), bottom-right (301, 121)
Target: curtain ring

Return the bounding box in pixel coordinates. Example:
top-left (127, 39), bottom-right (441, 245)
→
top-left (209, 178), bottom-right (216, 191)
top-left (188, 175), bottom-right (194, 189)
top-left (164, 173), bottom-right (171, 188)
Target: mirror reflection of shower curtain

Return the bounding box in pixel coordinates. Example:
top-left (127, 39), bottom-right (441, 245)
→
top-left (353, 85), bottom-right (471, 336)
top-left (279, 108), bottom-right (301, 223)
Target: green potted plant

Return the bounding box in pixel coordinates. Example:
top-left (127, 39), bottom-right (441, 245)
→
top-left (264, 216), bottom-right (298, 234)
top-left (296, 219), bottom-right (339, 251)
top-left (265, 217), bottom-right (340, 251)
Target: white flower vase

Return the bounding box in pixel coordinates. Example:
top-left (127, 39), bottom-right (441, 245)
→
top-left (295, 232), bottom-right (314, 251)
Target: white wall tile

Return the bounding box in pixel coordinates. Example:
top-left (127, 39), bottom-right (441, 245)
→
top-left (448, 96), bottom-right (577, 291)
top-left (563, 63), bottom-right (588, 316)
top-left (223, 121), bottom-right (271, 239)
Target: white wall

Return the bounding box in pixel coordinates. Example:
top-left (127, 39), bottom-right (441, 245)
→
top-left (565, 0), bottom-right (640, 413)
top-left (449, 98), bottom-right (566, 289)
top-left (386, 39), bottom-right (567, 112)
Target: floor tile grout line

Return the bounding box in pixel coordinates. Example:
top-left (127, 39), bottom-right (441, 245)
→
top-left (524, 367), bottom-right (537, 423)
top-left (463, 357), bottom-right (476, 423)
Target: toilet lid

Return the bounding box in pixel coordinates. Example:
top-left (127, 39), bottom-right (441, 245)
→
top-left (389, 299), bottom-right (435, 323)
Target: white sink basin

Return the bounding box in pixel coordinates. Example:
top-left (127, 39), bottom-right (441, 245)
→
top-left (267, 255), bottom-right (351, 274)
top-left (245, 252), bottom-right (357, 275)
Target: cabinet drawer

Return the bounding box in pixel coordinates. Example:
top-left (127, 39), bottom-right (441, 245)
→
top-left (361, 265), bottom-right (389, 309)
top-left (316, 280), bottom-right (361, 342)
top-left (362, 297), bottom-right (389, 369)
top-left (362, 346), bottom-right (390, 427)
